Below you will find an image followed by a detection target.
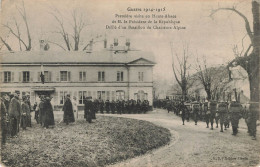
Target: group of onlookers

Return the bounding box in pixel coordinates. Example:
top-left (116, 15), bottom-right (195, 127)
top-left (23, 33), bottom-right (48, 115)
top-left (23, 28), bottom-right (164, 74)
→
top-left (1, 92), bottom-right (32, 145)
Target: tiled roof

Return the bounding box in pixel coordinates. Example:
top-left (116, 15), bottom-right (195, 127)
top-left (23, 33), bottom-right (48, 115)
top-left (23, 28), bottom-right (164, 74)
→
top-left (0, 49), bottom-right (155, 64)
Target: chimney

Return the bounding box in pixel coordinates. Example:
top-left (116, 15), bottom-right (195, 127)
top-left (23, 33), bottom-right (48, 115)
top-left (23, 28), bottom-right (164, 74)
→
top-left (104, 38), bottom-right (107, 48)
top-left (39, 40), bottom-right (45, 51)
top-left (114, 38), bottom-right (118, 46)
top-left (89, 39), bottom-right (93, 52)
top-left (126, 38), bottom-right (130, 50)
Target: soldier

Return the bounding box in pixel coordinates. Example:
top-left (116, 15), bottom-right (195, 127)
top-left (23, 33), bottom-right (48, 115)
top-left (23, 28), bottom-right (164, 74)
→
top-left (63, 94), bottom-right (75, 125)
top-left (204, 102), bottom-right (210, 128)
top-left (8, 92), bottom-right (21, 137)
top-left (166, 100), bottom-right (172, 113)
top-left (248, 102), bottom-right (258, 140)
top-left (84, 97), bottom-right (93, 123)
top-left (209, 101), bottom-right (217, 130)
top-left (180, 101), bottom-right (187, 125)
top-left (105, 100), bottom-right (110, 114)
top-left (110, 100), bottom-right (116, 114)
top-left (217, 101), bottom-right (228, 132)
top-left (1, 97), bottom-right (8, 145)
top-left (121, 100), bottom-right (125, 114)
top-left (192, 101), bottom-right (200, 125)
top-left (117, 100), bottom-right (122, 114)
top-left (99, 99), bottom-right (104, 114)
top-left (127, 100), bottom-right (132, 114)
top-left (229, 101), bottom-right (243, 136)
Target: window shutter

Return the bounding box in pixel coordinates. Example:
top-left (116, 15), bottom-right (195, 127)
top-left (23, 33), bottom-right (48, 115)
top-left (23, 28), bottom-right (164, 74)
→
top-left (30, 71), bottom-right (34, 82)
top-left (49, 72), bottom-right (52, 82)
top-left (0, 72), bottom-right (3, 82)
top-left (56, 72), bottom-right (60, 82)
top-left (68, 71), bottom-right (71, 81)
top-left (11, 72), bottom-right (14, 82)
top-left (79, 71), bottom-right (81, 82)
top-left (121, 72), bottom-right (123, 81)
top-left (37, 72), bottom-right (40, 82)
top-left (19, 72), bottom-right (22, 82)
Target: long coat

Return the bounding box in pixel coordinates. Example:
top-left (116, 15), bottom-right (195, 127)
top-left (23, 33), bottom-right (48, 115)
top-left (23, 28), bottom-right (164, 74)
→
top-left (63, 99), bottom-right (75, 123)
top-left (43, 100), bottom-right (55, 126)
top-left (8, 97), bottom-right (21, 118)
top-left (21, 102), bottom-right (30, 129)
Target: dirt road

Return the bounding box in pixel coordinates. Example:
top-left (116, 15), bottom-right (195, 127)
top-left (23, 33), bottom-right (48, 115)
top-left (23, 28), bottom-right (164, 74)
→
top-left (107, 109), bottom-right (260, 167)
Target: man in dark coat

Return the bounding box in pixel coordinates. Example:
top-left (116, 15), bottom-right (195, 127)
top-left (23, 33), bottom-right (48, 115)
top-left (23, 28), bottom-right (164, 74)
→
top-left (84, 97), bottom-right (93, 123)
top-left (63, 94), bottom-right (75, 125)
top-left (38, 95), bottom-right (45, 126)
top-left (8, 92), bottom-right (21, 137)
top-left (180, 101), bottom-right (187, 125)
top-left (110, 100), bottom-right (116, 114)
top-left (99, 100), bottom-right (104, 114)
top-left (43, 97), bottom-right (55, 129)
top-left (1, 97), bottom-right (8, 144)
top-left (105, 100), bottom-right (110, 113)
top-left (217, 101), bottom-right (228, 132)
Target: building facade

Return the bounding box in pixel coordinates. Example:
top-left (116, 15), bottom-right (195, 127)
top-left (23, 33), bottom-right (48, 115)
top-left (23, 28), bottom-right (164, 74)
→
top-left (0, 48), bottom-right (155, 109)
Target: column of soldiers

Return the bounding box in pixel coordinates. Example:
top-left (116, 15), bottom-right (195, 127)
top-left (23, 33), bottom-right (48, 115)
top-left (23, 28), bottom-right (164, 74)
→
top-left (154, 98), bottom-right (258, 140)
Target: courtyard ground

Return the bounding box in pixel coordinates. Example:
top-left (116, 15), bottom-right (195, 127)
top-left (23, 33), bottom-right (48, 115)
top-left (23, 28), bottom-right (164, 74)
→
top-left (0, 112), bottom-right (170, 167)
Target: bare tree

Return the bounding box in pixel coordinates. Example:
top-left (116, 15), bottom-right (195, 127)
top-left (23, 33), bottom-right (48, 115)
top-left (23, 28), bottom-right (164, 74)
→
top-left (51, 8), bottom-right (89, 51)
top-left (1, 1), bottom-right (32, 51)
top-left (210, 1), bottom-right (259, 103)
top-left (195, 56), bottom-right (229, 101)
top-left (171, 43), bottom-right (192, 100)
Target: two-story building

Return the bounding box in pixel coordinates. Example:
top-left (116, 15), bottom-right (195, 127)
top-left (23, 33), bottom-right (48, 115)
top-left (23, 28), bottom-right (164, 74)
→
top-left (0, 46), bottom-right (156, 109)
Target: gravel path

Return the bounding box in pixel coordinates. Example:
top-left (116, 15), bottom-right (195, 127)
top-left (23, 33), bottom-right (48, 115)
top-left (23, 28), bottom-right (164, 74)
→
top-left (107, 109), bottom-right (260, 167)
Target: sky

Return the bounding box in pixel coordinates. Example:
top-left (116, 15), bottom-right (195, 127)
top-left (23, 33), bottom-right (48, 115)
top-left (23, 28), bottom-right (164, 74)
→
top-left (0, 0), bottom-right (253, 85)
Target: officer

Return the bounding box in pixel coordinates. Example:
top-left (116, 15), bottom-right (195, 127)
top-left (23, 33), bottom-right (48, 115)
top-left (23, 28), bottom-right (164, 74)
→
top-left (229, 101), bottom-right (243, 135)
top-left (84, 97), bottom-right (93, 123)
top-left (166, 99), bottom-right (172, 113)
top-left (248, 102), bottom-right (258, 140)
top-left (217, 101), bottom-right (228, 132)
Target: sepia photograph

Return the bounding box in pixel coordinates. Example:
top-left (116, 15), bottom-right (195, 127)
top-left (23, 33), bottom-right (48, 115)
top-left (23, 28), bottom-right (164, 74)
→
top-left (0, 0), bottom-right (259, 166)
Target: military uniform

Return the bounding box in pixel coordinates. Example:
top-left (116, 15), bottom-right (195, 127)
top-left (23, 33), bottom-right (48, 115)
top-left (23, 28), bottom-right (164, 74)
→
top-left (204, 102), bottom-right (210, 128)
top-left (217, 102), bottom-right (228, 132)
top-left (110, 100), bottom-right (116, 114)
top-left (229, 101), bottom-right (243, 135)
top-left (105, 100), bottom-right (110, 113)
top-left (180, 102), bottom-right (187, 125)
top-left (192, 102), bottom-right (200, 125)
top-left (209, 101), bottom-right (217, 130)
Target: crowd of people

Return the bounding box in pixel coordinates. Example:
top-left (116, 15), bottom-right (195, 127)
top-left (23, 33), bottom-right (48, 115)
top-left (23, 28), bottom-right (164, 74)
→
top-left (0, 91), bottom-right (151, 145)
top-left (154, 99), bottom-right (258, 140)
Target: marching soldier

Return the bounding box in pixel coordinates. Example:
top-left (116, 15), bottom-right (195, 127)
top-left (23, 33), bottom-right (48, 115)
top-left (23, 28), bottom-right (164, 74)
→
top-left (192, 101), bottom-right (200, 125)
top-left (209, 101), bottom-right (217, 130)
top-left (180, 101), bottom-right (187, 125)
top-left (229, 101), bottom-right (243, 136)
top-left (204, 102), bottom-right (210, 128)
top-left (217, 101), bottom-right (228, 132)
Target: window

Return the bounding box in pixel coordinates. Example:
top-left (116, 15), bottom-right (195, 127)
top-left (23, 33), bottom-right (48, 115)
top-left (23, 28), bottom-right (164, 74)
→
top-left (60, 91), bottom-right (68, 104)
top-left (106, 91), bottom-right (110, 100)
top-left (97, 91), bottom-right (105, 100)
top-left (116, 90), bottom-right (125, 100)
top-left (60, 71), bottom-right (71, 82)
top-left (23, 71), bottom-right (30, 82)
top-left (134, 90), bottom-right (146, 101)
top-left (117, 71), bottom-right (124, 81)
top-left (38, 71), bottom-right (51, 82)
top-left (138, 72), bottom-right (144, 82)
top-left (4, 72), bottom-right (11, 83)
top-left (78, 91), bottom-right (87, 104)
top-left (79, 71), bottom-right (86, 81)
top-left (98, 71), bottom-right (105, 82)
